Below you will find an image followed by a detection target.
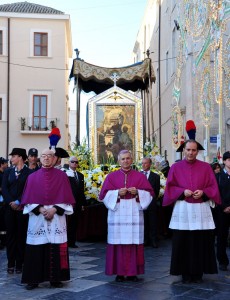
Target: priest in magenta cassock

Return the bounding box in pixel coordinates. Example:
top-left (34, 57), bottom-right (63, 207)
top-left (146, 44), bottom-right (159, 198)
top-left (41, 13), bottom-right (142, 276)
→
top-left (21, 148), bottom-right (75, 290)
top-left (163, 139), bottom-right (221, 284)
top-left (99, 150), bottom-right (154, 282)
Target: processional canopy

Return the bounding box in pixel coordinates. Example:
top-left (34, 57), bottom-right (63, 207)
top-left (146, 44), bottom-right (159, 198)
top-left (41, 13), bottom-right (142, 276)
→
top-left (69, 58), bottom-right (155, 94)
top-left (69, 57), bottom-right (156, 162)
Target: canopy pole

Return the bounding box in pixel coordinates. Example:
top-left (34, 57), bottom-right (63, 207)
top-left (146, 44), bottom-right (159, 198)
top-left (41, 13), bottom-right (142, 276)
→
top-left (148, 58), bottom-right (154, 143)
top-left (75, 75), bottom-right (80, 146)
top-left (142, 90), bottom-right (146, 147)
top-left (158, 1), bottom-right (162, 154)
top-left (74, 49), bottom-right (81, 146)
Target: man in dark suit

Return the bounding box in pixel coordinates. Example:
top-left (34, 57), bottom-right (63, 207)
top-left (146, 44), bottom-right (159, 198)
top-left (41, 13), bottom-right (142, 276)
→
top-left (65, 156), bottom-right (87, 248)
top-left (0, 157), bottom-right (9, 249)
top-left (142, 157), bottom-right (160, 248)
top-left (2, 148), bottom-right (32, 273)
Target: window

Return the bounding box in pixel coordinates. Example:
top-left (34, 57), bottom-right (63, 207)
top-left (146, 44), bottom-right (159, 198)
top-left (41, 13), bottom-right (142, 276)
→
top-left (34, 32), bottom-right (48, 56)
top-left (33, 95), bottom-right (47, 129)
top-left (0, 98), bottom-right (2, 120)
top-left (0, 30), bottom-right (2, 55)
top-left (30, 29), bottom-right (51, 57)
top-left (0, 95), bottom-right (6, 121)
top-left (0, 27), bottom-right (7, 55)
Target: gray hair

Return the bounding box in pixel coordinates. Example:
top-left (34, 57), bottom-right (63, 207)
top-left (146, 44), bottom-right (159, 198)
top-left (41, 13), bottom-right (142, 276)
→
top-left (118, 150), bottom-right (132, 160)
top-left (69, 156), bottom-right (77, 162)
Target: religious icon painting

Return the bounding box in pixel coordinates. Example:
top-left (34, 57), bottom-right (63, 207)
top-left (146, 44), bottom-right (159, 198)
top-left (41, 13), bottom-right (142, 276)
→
top-left (88, 86), bottom-right (143, 164)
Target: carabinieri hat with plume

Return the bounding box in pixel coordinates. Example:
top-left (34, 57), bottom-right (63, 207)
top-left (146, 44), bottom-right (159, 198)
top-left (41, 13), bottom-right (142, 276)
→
top-left (176, 120), bottom-right (205, 152)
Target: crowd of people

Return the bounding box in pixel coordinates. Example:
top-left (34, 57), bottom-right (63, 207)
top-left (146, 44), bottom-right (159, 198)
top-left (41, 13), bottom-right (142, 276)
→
top-left (0, 146), bottom-right (86, 290)
top-left (0, 142), bottom-right (230, 289)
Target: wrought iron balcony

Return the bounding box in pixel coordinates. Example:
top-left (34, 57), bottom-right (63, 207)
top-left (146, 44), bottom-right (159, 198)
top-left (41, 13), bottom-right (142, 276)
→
top-left (20, 117), bottom-right (58, 132)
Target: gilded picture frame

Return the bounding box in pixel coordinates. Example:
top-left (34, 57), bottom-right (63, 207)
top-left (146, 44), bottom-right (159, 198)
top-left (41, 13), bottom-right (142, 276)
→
top-left (88, 86), bottom-right (143, 164)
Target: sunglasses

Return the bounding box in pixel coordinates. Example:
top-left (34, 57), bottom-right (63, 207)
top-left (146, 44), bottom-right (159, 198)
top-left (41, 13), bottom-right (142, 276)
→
top-left (70, 161), bottom-right (79, 164)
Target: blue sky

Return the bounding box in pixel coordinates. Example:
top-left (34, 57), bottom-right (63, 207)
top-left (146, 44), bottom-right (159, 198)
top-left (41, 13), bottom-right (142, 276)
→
top-left (68, 0), bottom-right (147, 67)
top-left (2, 0), bottom-right (147, 67)
top-left (2, 0), bottom-right (147, 139)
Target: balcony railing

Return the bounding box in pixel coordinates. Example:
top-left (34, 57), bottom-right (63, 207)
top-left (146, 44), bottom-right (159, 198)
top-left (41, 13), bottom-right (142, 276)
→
top-left (20, 117), bottom-right (58, 132)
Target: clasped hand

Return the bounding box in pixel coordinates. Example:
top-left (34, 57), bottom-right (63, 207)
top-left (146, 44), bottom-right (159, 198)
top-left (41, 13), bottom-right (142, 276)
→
top-left (118, 187), bottom-right (137, 196)
top-left (39, 207), bottom-right (56, 220)
top-left (184, 189), bottom-right (203, 199)
top-left (9, 201), bottom-right (20, 211)
top-left (223, 206), bottom-right (230, 214)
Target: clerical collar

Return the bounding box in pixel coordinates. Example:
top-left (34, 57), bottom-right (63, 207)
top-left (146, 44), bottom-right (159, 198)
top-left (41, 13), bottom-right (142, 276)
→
top-left (41, 166), bottom-right (54, 171)
top-left (120, 168), bottom-right (132, 174)
top-left (184, 158), bottom-right (197, 164)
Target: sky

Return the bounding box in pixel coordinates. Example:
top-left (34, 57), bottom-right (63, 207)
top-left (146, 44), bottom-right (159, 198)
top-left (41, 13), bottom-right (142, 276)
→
top-left (1, 0), bottom-right (148, 140)
top-left (69, 0), bottom-right (147, 67)
top-left (2, 0), bottom-right (147, 66)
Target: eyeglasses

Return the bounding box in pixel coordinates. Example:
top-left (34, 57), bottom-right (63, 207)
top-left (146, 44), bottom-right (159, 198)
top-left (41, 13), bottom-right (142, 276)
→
top-left (70, 161), bottom-right (79, 164)
top-left (41, 154), bottom-right (54, 158)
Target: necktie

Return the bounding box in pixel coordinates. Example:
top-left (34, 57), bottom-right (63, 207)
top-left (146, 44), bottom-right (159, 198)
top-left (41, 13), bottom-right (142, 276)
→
top-left (74, 171), bottom-right (78, 181)
top-left (143, 171), bottom-right (148, 176)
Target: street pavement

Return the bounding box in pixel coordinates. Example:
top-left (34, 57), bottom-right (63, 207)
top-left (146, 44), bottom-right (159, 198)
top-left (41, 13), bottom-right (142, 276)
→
top-left (1, 238), bottom-right (230, 300)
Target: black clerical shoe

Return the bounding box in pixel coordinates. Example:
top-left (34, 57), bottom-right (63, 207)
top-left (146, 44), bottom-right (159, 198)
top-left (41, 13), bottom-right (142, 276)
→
top-left (7, 268), bottom-right (14, 274)
top-left (193, 278), bottom-right (203, 284)
top-left (15, 268), bottom-right (22, 274)
top-left (219, 264), bottom-right (228, 271)
top-left (191, 275), bottom-right (203, 283)
top-left (26, 284), bottom-right (38, 290)
top-left (151, 242), bottom-right (158, 248)
top-left (126, 276), bottom-right (139, 282)
top-left (115, 275), bottom-right (125, 282)
top-left (182, 275), bottom-right (191, 284)
top-left (182, 279), bottom-right (190, 284)
top-left (144, 242), bottom-right (150, 247)
top-left (50, 282), bottom-right (63, 288)
top-left (68, 243), bottom-right (79, 248)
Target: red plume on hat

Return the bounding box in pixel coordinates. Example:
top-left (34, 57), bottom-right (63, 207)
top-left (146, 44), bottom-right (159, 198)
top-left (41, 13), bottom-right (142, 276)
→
top-left (176, 120), bottom-right (204, 152)
top-left (48, 127), bottom-right (61, 150)
top-left (185, 120), bottom-right (196, 140)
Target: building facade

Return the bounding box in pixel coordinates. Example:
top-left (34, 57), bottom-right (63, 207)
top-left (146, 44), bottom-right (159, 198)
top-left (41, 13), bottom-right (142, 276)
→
top-left (0, 2), bottom-right (72, 157)
top-left (133, 0), bottom-right (230, 164)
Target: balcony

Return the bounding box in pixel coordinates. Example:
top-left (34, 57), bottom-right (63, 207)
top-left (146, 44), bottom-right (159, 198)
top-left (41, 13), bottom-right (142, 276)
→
top-left (20, 117), bottom-right (58, 134)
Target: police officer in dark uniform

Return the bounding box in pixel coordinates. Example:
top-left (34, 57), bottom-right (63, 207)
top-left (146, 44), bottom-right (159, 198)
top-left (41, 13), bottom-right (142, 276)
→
top-left (0, 157), bottom-right (9, 249)
top-left (27, 148), bottom-right (40, 171)
top-left (1, 148), bottom-right (32, 274)
top-left (216, 151), bottom-right (230, 271)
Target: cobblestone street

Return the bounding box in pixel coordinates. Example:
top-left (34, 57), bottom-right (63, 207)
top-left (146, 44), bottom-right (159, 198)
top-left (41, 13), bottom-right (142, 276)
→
top-left (1, 239), bottom-right (230, 299)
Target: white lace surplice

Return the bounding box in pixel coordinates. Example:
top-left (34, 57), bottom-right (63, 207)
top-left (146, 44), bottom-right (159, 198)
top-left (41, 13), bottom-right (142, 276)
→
top-left (103, 190), bottom-right (152, 244)
top-left (23, 204), bottom-right (73, 245)
top-left (169, 200), bottom-right (215, 230)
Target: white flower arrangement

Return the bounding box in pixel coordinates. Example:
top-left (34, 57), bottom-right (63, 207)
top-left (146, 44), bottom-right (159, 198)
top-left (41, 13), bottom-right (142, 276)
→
top-left (71, 140), bottom-right (167, 205)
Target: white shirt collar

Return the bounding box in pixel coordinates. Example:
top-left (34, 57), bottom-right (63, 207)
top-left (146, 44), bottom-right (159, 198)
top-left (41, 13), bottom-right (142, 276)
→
top-left (142, 170), bottom-right (150, 176)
